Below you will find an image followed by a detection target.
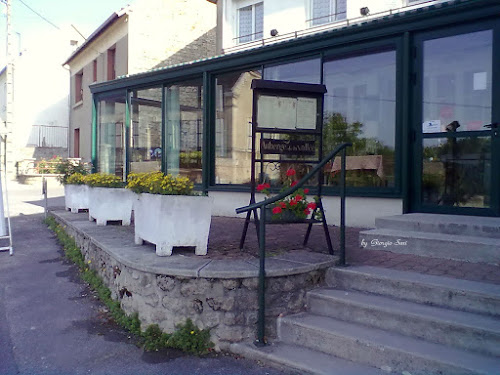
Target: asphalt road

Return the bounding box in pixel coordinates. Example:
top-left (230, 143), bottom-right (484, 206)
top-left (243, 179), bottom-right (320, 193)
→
top-left (0, 179), bottom-right (291, 375)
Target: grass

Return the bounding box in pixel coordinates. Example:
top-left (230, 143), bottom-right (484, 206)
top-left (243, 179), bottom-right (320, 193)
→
top-left (45, 215), bottom-right (214, 354)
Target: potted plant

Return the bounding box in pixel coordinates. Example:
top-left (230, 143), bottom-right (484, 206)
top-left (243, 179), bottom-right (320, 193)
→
top-left (85, 173), bottom-right (136, 226)
top-left (257, 167), bottom-right (320, 223)
top-left (126, 172), bottom-right (213, 256)
top-left (57, 159), bottom-right (91, 213)
top-left (63, 173), bottom-right (89, 213)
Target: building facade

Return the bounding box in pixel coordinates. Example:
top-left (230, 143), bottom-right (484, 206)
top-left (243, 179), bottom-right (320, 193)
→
top-left (90, 0), bottom-right (500, 227)
top-left (63, 0), bottom-right (216, 168)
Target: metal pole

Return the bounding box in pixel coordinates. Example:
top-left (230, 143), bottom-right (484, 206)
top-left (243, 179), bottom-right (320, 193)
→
top-left (339, 148), bottom-right (346, 266)
top-left (42, 177), bottom-right (48, 219)
top-left (255, 206), bottom-right (266, 346)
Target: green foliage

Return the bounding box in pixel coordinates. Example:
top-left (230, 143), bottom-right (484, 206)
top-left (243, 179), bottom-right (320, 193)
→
top-left (56, 159), bottom-right (91, 185)
top-left (37, 156), bottom-right (63, 174)
top-left (44, 216), bottom-right (213, 355)
top-left (66, 173), bottom-right (86, 185)
top-left (84, 173), bottom-right (124, 188)
top-left (126, 172), bottom-right (194, 195)
top-left (167, 319), bottom-right (214, 355)
top-left (179, 151), bottom-right (202, 168)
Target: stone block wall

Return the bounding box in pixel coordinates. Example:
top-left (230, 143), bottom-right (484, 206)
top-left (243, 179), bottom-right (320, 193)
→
top-left (60, 219), bottom-right (326, 347)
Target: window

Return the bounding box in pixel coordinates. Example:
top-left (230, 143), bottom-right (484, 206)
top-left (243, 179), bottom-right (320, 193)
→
top-left (310, 0), bottom-right (346, 26)
top-left (74, 129), bottom-right (80, 158)
top-left (323, 50), bottom-right (396, 188)
top-left (215, 68), bottom-right (262, 184)
top-left (93, 59), bottom-right (97, 82)
top-left (75, 71), bottom-right (83, 103)
top-left (107, 47), bottom-right (116, 80)
top-left (130, 87), bottom-right (162, 174)
top-left (237, 2), bottom-right (263, 43)
top-left (264, 57), bottom-right (321, 84)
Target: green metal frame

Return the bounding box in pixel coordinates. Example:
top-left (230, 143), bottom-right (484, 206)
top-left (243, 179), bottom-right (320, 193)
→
top-left (88, 0), bottom-right (500, 215)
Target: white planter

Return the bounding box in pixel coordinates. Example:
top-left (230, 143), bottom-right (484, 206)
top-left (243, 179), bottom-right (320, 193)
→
top-left (134, 193), bottom-right (213, 256)
top-left (64, 184), bottom-right (89, 213)
top-left (88, 187), bottom-right (136, 226)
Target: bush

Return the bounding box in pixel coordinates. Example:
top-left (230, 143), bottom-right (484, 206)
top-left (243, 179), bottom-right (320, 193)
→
top-left (84, 173), bottom-right (124, 188)
top-left (56, 159), bottom-right (91, 185)
top-left (126, 172), bottom-right (193, 195)
top-left (66, 173), bottom-right (86, 185)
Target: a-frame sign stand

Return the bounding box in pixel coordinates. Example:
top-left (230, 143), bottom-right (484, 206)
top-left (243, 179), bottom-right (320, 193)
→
top-left (239, 79), bottom-right (334, 254)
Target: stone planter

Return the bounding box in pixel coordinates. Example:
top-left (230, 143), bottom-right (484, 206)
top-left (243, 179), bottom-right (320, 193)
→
top-left (88, 187), bottom-right (136, 226)
top-left (134, 193), bottom-right (213, 256)
top-left (64, 184), bottom-right (89, 213)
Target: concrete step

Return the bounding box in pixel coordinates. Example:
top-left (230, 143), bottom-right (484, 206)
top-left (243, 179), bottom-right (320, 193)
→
top-left (279, 313), bottom-right (500, 375)
top-left (308, 288), bottom-right (500, 356)
top-left (358, 228), bottom-right (500, 264)
top-left (325, 266), bottom-right (500, 316)
top-left (375, 214), bottom-right (500, 238)
top-left (225, 341), bottom-right (391, 375)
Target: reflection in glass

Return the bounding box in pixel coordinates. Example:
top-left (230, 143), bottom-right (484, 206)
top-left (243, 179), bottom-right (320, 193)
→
top-left (264, 58), bottom-right (321, 84)
top-left (164, 78), bottom-right (203, 184)
top-left (97, 94), bottom-right (126, 177)
top-left (130, 87), bottom-right (162, 173)
top-left (323, 50), bottom-right (396, 187)
top-left (422, 136), bottom-right (490, 208)
top-left (215, 69), bottom-right (262, 184)
top-left (422, 30), bottom-right (492, 132)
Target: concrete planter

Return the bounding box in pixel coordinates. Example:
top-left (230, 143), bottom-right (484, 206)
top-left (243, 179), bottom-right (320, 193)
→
top-left (88, 187), bottom-right (136, 226)
top-left (64, 184), bottom-right (89, 213)
top-left (134, 193), bottom-right (213, 256)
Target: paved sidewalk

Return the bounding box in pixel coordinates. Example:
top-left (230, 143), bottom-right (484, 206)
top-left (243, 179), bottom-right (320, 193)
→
top-left (0, 182), bottom-right (290, 375)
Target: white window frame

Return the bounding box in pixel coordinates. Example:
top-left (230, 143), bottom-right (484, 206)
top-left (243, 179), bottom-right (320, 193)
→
top-left (309, 0), bottom-right (346, 27)
top-left (236, 1), bottom-right (263, 44)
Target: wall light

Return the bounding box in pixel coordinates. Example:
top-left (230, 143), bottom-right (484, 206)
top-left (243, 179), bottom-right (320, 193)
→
top-left (360, 7), bottom-right (370, 16)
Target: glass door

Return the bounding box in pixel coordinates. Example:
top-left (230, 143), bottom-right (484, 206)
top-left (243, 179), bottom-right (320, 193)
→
top-left (412, 27), bottom-right (499, 216)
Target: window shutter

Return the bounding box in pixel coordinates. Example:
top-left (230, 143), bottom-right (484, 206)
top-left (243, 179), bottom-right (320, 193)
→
top-left (254, 2), bottom-right (263, 40)
top-left (239, 6), bottom-right (253, 43)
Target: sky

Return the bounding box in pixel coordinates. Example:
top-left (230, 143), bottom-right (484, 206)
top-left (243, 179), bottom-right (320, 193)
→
top-left (0, 0), bottom-right (131, 66)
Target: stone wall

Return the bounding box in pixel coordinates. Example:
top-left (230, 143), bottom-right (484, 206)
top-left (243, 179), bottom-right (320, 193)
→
top-left (59, 217), bottom-right (327, 347)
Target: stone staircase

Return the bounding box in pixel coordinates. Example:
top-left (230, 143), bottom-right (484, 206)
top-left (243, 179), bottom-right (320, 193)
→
top-left (358, 214), bottom-right (500, 265)
top-left (229, 265), bottom-right (500, 375)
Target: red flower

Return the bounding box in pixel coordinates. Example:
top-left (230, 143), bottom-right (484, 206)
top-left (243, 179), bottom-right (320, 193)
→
top-left (290, 181), bottom-right (298, 187)
top-left (295, 194), bottom-right (303, 202)
top-left (272, 206), bottom-right (282, 214)
top-left (256, 183), bottom-right (270, 192)
top-left (304, 188), bottom-right (309, 194)
top-left (279, 202), bottom-right (287, 209)
top-left (307, 202), bottom-right (317, 210)
top-left (304, 208), bottom-right (311, 215)
top-left (289, 198), bottom-right (297, 206)
top-left (286, 168), bottom-right (296, 176)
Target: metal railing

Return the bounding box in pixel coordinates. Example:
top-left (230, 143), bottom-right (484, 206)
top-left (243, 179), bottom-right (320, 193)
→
top-left (235, 142), bottom-right (351, 345)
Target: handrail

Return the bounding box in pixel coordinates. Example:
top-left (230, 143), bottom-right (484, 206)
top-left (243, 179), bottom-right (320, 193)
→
top-left (235, 142), bottom-right (351, 346)
top-left (236, 142), bottom-right (351, 214)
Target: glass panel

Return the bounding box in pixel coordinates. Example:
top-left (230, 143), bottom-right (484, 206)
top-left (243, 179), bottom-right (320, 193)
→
top-left (423, 30), bottom-right (492, 132)
top-left (336, 0), bottom-right (346, 20)
top-left (422, 137), bottom-right (491, 208)
top-left (130, 87), bottom-right (162, 173)
top-left (238, 5), bottom-right (253, 43)
top-left (164, 78), bottom-right (203, 184)
top-left (97, 93), bottom-right (126, 177)
top-left (215, 68), bottom-right (262, 185)
top-left (254, 2), bottom-right (263, 40)
top-left (264, 58), bottom-right (321, 84)
top-left (312, 0), bottom-right (331, 26)
top-left (323, 50), bottom-right (396, 188)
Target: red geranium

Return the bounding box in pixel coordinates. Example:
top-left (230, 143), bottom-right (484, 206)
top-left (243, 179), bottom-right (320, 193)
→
top-left (286, 168), bottom-right (296, 177)
top-left (307, 202), bottom-right (317, 210)
top-left (295, 194), bottom-right (303, 202)
top-left (291, 180), bottom-right (298, 187)
top-left (304, 188), bottom-right (309, 194)
top-left (279, 202), bottom-right (287, 209)
top-left (289, 198), bottom-right (297, 206)
top-left (272, 206), bottom-right (282, 214)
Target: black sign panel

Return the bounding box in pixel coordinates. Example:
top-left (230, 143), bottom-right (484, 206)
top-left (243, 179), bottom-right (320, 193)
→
top-left (260, 139), bottom-right (316, 155)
